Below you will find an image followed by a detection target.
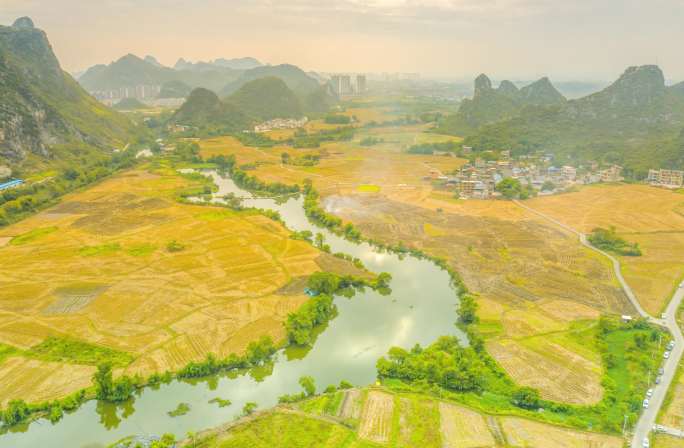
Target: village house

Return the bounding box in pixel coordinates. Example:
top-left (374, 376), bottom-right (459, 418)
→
top-left (648, 169), bottom-right (684, 188)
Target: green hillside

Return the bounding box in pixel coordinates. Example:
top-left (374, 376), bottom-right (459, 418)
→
top-left (221, 64), bottom-right (321, 96)
top-left (0, 17), bottom-right (137, 172)
top-left (113, 97), bottom-right (147, 110)
top-left (169, 88), bottom-right (252, 133)
top-left (440, 74), bottom-right (566, 134)
top-left (442, 65), bottom-right (684, 175)
top-left (226, 77), bottom-right (303, 120)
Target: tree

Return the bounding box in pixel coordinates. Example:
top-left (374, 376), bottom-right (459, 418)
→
top-left (2, 399), bottom-right (30, 426)
top-left (495, 177), bottom-right (523, 199)
top-left (458, 294), bottom-right (478, 324)
top-left (541, 180), bottom-right (556, 191)
top-left (512, 387), bottom-right (541, 409)
top-left (93, 363), bottom-right (114, 400)
top-left (299, 376), bottom-right (316, 396)
top-left (307, 272), bottom-right (341, 295)
top-left (281, 152), bottom-right (290, 165)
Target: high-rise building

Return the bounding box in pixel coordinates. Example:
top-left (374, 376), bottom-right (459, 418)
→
top-left (330, 74), bottom-right (355, 96)
top-left (356, 75), bottom-right (367, 94)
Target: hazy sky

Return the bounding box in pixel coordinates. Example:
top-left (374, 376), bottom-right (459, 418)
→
top-left (2, 0), bottom-right (684, 81)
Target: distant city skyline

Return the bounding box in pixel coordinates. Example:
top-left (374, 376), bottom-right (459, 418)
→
top-left (1, 0), bottom-right (683, 82)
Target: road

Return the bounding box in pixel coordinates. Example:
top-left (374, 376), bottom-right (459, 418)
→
top-left (631, 286), bottom-right (684, 447)
top-left (513, 200), bottom-right (684, 447)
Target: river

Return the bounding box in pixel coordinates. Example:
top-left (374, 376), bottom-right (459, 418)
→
top-left (1, 170), bottom-right (465, 447)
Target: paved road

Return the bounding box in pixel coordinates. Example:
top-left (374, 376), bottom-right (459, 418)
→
top-left (513, 200), bottom-right (684, 447)
top-left (631, 287), bottom-right (684, 447)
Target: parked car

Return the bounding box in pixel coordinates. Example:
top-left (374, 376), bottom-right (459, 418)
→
top-left (668, 341), bottom-right (675, 350)
top-left (643, 399), bottom-right (649, 408)
top-left (659, 367), bottom-right (665, 375)
top-left (656, 376), bottom-right (662, 384)
top-left (643, 438), bottom-right (650, 448)
top-left (662, 313), bottom-right (667, 319)
top-left (647, 388), bottom-right (653, 398)
top-left (664, 351), bottom-right (671, 359)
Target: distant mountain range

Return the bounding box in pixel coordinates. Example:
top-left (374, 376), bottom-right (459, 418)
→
top-left (0, 17), bottom-right (136, 169)
top-left (78, 54), bottom-right (324, 103)
top-left (174, 57), bottom-right (262, 71)
top-left (441, 65), bottom-right (684, 174)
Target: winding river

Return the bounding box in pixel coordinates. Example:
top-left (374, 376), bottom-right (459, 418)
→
top-left (1, 171), bottom-right (465, 448)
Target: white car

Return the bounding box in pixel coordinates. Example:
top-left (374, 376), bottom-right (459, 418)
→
top-left (643, 438), bottom-right (650, 448)
top-left (647, 388), bottom-right (653, 398)
top-left (664, 351), bottom-right (671, 359)
top-left (668, 341), bottom-right (675, 350)
top-left (643, 399), bottom-right (649, 408)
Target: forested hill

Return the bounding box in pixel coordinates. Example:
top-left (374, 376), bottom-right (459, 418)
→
top-left (228, 77), bottom-right (303, 121)
top-left (170, 75), bottom-right (324, 133)
top-left (169, 88), bottom-right (251, 133)
top-left (441, 74), bottom-right (566, 134)
top-left (0, 17), bottom-right (136, 170)
top-left (442, 65), bottom-right (684, 175)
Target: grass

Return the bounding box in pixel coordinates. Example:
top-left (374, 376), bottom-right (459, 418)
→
top-left (10, 226), bottom-right (58, 245)
top-left (79, 243), bottom-right (122, 257)
top-left (26, 337), bottom-right (134, 367)
top-left (0, 343), bottom-right (20, 364)
top-left (194, 411), bottom-right (375, 448)
top-left (126, 243), bottom-right (157, 257)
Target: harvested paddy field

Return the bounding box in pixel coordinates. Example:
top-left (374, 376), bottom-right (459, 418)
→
top-left (653, 434), bottom-right (684, 447)
top-left (500, 416), bottom-right (623, 447)
top-left (659, 358), bottom-right (684, 428)
top-left (198, 129), bottom-right (633, 406)
top-left (0, 164), bottom-right (362, 405)
top-left (358, 390), bottom-right (394, 444)
top-left (327, 194), bottom-right (628, 404)
top-left (526, 184), bottom-right (684, 314)
top-left (186, 388), bottom-right (624, 447)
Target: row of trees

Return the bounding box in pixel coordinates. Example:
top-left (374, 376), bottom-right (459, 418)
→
top-left (0, 147), bottom-right (139, 227)
top-left (406, 141), bottom-right (461, 155)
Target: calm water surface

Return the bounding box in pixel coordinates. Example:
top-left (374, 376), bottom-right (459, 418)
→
top-left (1, 171), bottom-right (465, 448)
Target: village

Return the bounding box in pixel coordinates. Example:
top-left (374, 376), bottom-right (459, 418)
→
top-left (429, 147), bottom-right (684, 200)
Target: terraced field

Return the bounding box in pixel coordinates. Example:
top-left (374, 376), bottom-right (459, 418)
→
top-left (0, 163), bottom-right (361, 406)
top-left (184, 388), bottom-right (624, 447)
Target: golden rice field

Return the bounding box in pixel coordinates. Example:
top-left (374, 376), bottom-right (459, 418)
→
top-left (659, 358), bottom-right (684, 429)
top-left (196, 119), bottom-right (633, 406)
top-left (526, 184), bottom-right (684, 315)
top-left (188, 387), bottom-right (624, 447)
top-left (0, 164), bottom-right (361, 406)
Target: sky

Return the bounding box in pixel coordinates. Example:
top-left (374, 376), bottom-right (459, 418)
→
top-left (1, 0), bottom-right (684, 82)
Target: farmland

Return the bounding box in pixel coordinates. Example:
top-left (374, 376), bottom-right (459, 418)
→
top-left (525, 184), bottom-right (684, 315)
top-left (0, 161), bottom-right (362, 406)
top-left (182, 387), bottom-right (624, 447)
top-left (198, 113), bottom-right (632, 406)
